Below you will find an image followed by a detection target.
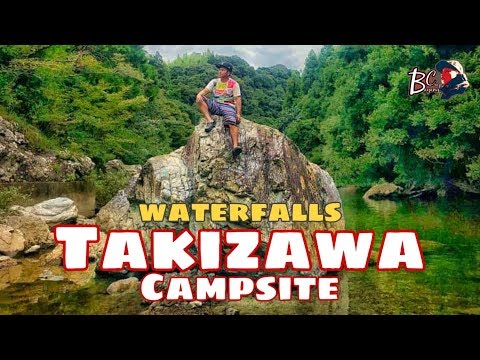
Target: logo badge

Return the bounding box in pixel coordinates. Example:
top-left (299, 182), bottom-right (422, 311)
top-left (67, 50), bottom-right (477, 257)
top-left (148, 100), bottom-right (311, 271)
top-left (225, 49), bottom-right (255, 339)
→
top-left (408, 60), bottom-right (470, 99)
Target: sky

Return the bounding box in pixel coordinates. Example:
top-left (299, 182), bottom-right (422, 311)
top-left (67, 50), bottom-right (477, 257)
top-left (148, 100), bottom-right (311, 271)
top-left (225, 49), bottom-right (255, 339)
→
top-left (144, 45), bottom-right (324, 70)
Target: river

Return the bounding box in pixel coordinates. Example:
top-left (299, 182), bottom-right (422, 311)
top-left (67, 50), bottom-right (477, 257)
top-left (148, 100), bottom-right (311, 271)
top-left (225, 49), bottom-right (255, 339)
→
top-left (0, 181), bottom-right (96, 217)
top-left (343, 187), bottom-right (480, 314)
top-left (0, 187), bottom-right (478, 314)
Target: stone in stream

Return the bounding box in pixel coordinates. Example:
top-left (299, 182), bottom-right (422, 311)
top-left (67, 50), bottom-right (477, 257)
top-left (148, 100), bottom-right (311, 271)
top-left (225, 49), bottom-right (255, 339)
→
top-left (42, 244), bottom-right (63, 266)
top-left (189, 301), bottom-right (203, 309)
top-left (0, 224), bottom-right (25, 257)
top-left (39, 269), bottom-right (65, 282)
top-left (225, 307), bottom-right (240, 315)
top-left (24, 245), bottom-right (41, 255)
top-left (76, 215), bottom-right (96, 225)
top-left (364, 182), bottom-right (438, 200)
top-left (363, 183), bottom-right (402, 200)
top-left (11, 197), bottom-right (78, 226)
top-left (0, 255), bottom-right (18, 269)
top-left (106, 277), bottom-right (140, 294)
top-left (3, 215), bottom-right (53, 249)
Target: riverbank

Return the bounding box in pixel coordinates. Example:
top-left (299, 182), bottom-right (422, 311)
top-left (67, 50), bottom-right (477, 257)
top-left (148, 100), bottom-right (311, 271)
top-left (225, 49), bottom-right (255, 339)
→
top-left (1, 187), bottom-right (478, 314)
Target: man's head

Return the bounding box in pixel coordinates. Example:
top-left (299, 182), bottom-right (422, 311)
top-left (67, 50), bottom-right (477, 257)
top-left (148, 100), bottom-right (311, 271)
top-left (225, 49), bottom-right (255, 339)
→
top-left (436, 60), bottom-right (467, 86)
top-left (216, 62), bottom-right (233, 77)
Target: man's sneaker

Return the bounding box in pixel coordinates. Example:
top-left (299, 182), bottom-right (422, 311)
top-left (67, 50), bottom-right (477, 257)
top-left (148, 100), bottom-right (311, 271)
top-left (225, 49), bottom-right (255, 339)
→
top-left (205, 121), bottom-right (216, 133)
top-left (232, 146), bottom-right (242, 157)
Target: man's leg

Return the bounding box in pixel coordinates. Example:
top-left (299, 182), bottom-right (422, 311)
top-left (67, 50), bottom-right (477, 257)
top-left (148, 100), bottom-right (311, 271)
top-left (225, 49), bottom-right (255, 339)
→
top-left (229, 124), bottom-right (242, 156)
top-left (219, 103), bottom-right (242, 155)
top-left (196, 96), bottom-right (214, 124)
top-left (228, 125), bottom-right (239, 148)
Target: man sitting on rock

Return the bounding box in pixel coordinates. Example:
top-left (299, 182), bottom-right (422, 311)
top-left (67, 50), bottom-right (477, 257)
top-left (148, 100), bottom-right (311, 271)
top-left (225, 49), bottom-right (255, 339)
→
top-left (195, 62), bottom-right (243, 157)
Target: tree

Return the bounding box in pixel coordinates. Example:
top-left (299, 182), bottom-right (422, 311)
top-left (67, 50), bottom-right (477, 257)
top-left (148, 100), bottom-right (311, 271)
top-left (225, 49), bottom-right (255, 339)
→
top-left (302, 49), bottom-right (318, 92)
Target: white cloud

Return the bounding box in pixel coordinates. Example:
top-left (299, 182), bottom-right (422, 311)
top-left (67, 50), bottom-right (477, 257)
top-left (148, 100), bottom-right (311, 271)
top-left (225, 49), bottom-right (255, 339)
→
top-left (144, 45), bottom-right (323, 69)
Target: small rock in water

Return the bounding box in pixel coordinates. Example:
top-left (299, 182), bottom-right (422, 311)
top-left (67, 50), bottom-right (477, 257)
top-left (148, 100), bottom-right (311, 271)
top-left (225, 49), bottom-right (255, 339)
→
top-left (0, 256), bottom-right (18, 269)
top-left (225, 307), bottom-right (239, 315)
top-left (106, 277), bottom-right (139, 294)
top-left (25, 245), bottom-right (41, 255)
top-left (39, 269), bottom-right (64, 281)
top-left (189, 300), bottom-right (203, 309)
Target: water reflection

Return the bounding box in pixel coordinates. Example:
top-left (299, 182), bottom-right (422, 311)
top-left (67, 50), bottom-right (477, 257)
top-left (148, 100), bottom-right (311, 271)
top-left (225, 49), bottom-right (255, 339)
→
top-left (1, 185), bottom-right (479, 314)
top-left (0, 181), bottom-right (95, 217)
top-left (340, 187), bottom-right (480, 314)
top-left (363, 198), bottom-right (398, 216)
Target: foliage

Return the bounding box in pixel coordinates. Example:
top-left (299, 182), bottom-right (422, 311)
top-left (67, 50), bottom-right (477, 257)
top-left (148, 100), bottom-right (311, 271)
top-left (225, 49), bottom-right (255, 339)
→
top-left (0, 186), bottom-right (30, 213)
top-left (86, 169), bottom-right (131, 209)
top-left (286, 45), bottom-right (480, 191)
top-left (1, 45), bottom-right (479, 193)
top-left (0, 45), bottom-right (193, 166)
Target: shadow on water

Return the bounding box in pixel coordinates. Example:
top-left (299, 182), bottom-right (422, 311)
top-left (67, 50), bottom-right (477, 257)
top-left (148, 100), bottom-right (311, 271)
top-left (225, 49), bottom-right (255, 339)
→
top-left (0, 181), bottom-right (95, 217)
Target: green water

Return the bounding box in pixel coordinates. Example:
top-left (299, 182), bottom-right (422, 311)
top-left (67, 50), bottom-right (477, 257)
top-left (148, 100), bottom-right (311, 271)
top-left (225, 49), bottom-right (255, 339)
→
top-left (0, 188), bottom-right (478, 314)
top-left (342, 188), bottom-right (480, 314)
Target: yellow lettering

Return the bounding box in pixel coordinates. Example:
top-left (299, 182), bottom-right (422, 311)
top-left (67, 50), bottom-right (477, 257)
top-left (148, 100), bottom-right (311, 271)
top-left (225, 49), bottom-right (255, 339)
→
top-left (308, 203), bottom-right (324, 221)
top-left (191, 203), bottom-right (210, 222)
top-left (168, 204), bottom-right (190, 222)
top-left (229, 203), bottom-right (249, 222)
top-left (139, 204), bottom-right (166, 222)
top-left (269, 204), bottom-right (290, 221)
top-left (211, 203), bottom-right (228, 221)
top-left (251, 203), bottom-right (268, 222)
top-left (291, 203), bottom-right (307, 221)
top-left (325, 202), bottom-right (342, 222)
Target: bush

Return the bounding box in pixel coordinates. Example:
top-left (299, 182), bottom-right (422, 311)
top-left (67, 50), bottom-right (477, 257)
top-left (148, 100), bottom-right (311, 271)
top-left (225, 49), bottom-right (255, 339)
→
top-left (0, 186), bottom-right (30, 213)
top-left (87, 169), bottom-right (131, 209)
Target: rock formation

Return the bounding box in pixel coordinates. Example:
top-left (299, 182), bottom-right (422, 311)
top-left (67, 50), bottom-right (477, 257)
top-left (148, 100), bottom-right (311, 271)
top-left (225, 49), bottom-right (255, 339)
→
top-left (0, 116), bottom-right (94, 182)
top-left (97, 116), bottom-right (345, 262)
top-left (2, 215), bottom-right (53, 249)
top-left (0, 225), bottom-right (25, 257)
top-left (11, 197), bottom-right (78, 226)
top-left (363, 182), bottom-right (438, 200)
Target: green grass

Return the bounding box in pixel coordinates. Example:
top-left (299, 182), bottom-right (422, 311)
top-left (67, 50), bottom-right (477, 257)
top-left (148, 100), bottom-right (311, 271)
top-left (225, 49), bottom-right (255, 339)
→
top-left (0, 185), bottom-right (30, 214)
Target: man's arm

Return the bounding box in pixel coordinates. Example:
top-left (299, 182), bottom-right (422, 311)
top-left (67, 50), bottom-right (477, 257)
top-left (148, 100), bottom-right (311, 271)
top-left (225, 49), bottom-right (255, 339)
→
top-left (234, 96), bottom-right (242, 122)
top-left (196, 87), bottom-right (211, 103)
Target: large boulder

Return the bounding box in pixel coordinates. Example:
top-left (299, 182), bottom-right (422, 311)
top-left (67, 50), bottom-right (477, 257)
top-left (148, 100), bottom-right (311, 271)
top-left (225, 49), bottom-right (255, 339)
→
top-left (363, 182), bottom-right (437, 200)
top-left (95, 161), bottom-right (142, 232)
top-left (3, 215), bottom-right (53, 249)
top-left (0, 225), bottom-right (25, 257)
top-left (0, 116), bottom-right (94, 182)
top-left (96, 174), bottom-right (140, 232)
top-left (42, 244), bottom-right (63, 266)
top-left (98, 116), bottom-right (345, 266)
top-left (0, 262), bottom-right (22, 291)
top-left (11, 197), bottom-right (78, 225)
top-left (363, 183), bottom-right (402, 200)
top-left (89, 231), bottom-right (107, 262)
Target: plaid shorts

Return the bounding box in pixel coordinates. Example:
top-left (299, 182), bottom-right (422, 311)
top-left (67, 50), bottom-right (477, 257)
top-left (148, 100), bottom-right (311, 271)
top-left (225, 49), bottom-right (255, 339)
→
top-left (205, 97), bottom-right (239, 126)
